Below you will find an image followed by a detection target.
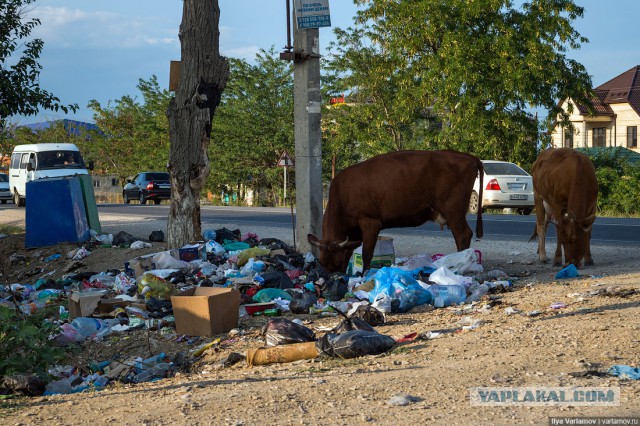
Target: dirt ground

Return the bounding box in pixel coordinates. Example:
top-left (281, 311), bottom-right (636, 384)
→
top-left (1, 222), bottom-right (640, 425)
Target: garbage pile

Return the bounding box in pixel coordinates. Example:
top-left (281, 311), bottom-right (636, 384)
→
top-left (0, 227), bottom-right (522, 396)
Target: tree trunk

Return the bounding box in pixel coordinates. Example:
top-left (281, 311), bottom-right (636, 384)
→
top-left (166, 0), bottom-right (229, 248)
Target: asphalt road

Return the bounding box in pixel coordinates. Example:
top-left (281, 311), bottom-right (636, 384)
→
top-left (90, 204), bottom-right (640, 246)
top-left (1, 203), bottom-right (638, 246)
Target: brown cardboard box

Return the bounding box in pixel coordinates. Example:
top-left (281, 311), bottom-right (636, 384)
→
top-left (124, 253), bottom-right (157, 279)
top-left (68, 290), bottom-right (108, 318)
top-left (171, 287), bottom-right (240, 336)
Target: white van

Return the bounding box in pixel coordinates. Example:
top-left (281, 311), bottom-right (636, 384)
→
top-left (9, 143), bottom-right (93, 206)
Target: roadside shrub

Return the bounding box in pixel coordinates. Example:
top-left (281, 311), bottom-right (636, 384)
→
top-left (0, 305), bottom-right (68, 380)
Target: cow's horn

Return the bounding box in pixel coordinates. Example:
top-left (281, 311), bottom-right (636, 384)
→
top-left (338, 237), bottom-right (350, 248)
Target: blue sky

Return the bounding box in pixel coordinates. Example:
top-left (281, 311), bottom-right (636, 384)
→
top-left (13, 0), bottom-right (640, 125)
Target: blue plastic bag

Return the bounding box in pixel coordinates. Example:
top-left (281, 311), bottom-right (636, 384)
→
top-left (368, 267), bottom-right (433, 313)
top-left (555, 264), bottom-right (579, 279)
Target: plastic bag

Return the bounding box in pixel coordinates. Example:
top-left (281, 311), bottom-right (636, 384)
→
top-left (263, 318), bottom-right (316, 347)
top-left (432, 248), bottom-right (482, 274)
top-left (130, 241), bottom-right (152, 249)
top-left (316, 330), bottom-right (396, 359)
top-left (206, 240), bottom-right (226, 255)
top-left (367, 267), bottom-right (433, 313)
top-left (428, 266), bottom-right (467, 285)
top-left (138, 273), bottom-right (177, 300)
top-left (153, 251), bottom-right (192, 270)
top-left (321, 274), bottom-right (348, 301)
top-left (252, 288), bottom-right (292, 303)
top-left (257, 271), bottom-right (294, 289)
top-left (289, 291), bottom-right (318, 314)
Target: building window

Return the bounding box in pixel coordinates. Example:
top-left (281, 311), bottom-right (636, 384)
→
top-left (592, 127), bottom-right (606, 147)
top-left (564, 128), bottom-right (574, 149)
top-left (628, 126), bottom-right (638, 148)
top-left (111, 178), bottom-right (118, 186)
top-left (93, 180), bottom-right (101, 188)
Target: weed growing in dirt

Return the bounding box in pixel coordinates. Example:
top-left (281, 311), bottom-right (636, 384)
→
top-left (0, 305), bottom-right (70, 380)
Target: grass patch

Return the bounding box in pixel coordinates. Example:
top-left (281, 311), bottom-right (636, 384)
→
top-left (0, 224), bottom-right (23, 235)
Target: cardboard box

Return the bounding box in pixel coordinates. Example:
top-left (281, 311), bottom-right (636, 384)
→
top-left (68, 290), bottom-right (108, 318)
top-left (171, 287), bottom-right (240, 336)
top-left (124, 253), bottom-right (157, 278)
top-left (350, 236), bottom-right (395, 274)
top-left (178, 243), bottom-right (206, 262)
top-left (68, 291), bottom-right (145, 319)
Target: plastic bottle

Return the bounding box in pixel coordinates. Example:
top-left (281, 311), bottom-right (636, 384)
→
top-left (135, 352), bottom-right (166, 372)
top-left (132, 362), bottom-right (172, 383)
top-left (70, 317), bottom-right (103, 337)
top-left (427, 284), bottom-right (467, 308)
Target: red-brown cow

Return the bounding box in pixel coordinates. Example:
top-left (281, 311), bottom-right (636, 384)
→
top-left (308, 150), bottom-right (484, 273)
top-left (530, 148), bottom-right (598, 267)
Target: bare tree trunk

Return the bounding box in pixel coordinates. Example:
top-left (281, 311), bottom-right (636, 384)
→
top-left (166, 0), bottom-right (229, 248)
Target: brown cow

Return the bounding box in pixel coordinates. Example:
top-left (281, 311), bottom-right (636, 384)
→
top-left (308, 150), bottom-right (484, 273)
top-left (530, 148), bottom-right (598, 267)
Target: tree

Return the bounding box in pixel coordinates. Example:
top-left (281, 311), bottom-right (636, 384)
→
top-left (0, 0), bottom-right (77, 134)
top-left (209, 48), bottom-right (294, 206)
top-left (325, 0), bottom-right (594, 166)
top-left (166, 0), bottom-right (229, 248)
top-left (88, 76), bottom-right (172, 185)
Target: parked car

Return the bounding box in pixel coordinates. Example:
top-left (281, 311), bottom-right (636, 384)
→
top-left (123, 172), bottom-right (171, 205)
top-left (0, 172), bottom-right (11, 203)
top-left (469, 160), bottom-right (535, 215)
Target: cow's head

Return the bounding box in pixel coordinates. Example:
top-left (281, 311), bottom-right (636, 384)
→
top-left (558, 210), bottom-right (596, 266)
top-left (307, 234), bottom-right (362, 273)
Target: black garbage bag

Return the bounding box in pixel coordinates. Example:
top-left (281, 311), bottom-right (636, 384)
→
top-left (215, 228), bottom-right (241, 244)
top-left (316, 330), bottom-right (396, 359)
top-left (149, 230), bottom-right (165, 242)
top-left (289, 291), bottom-right (318, 314)
top-left (332, 316), bottom-right (377, 334)
top-left (321, 273), bottom-right (348, 301)
top-left (258, 271), bottom-right (294, 289)
top-left (349, 304), bottom-right (386, 326)
top-left (259, 238), bottom-right (289, 251)
top-left (112, 231), bottom-right (136, 247)
top-left (263, 318), bottom-right (316, 347)
top-left (145, 297), bottom-right (173, 318)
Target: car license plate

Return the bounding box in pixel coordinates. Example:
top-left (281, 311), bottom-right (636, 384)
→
top-left (158, 184), bottom-right (170, 189)
top-left (510, 194), bottom-right (528, 200)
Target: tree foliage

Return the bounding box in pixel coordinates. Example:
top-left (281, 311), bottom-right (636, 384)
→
top-left (209, 48), bottom-right (294, 205)
top-left (323, 0), bottom-right (594, 168)
top-left (88, 76), bottom-right (171, 185)
top-left (0, 0), bottom-right (77, 131)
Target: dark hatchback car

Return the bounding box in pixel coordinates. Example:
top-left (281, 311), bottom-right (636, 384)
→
top-left (123, 172), bottom-right (171, 205)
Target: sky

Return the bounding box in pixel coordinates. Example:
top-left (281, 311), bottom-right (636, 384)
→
top-left (12, 0), bottom-right (640, 126)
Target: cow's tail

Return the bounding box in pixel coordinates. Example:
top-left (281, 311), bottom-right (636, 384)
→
top-left (475, 158), bottom-right (484, 239)
top-left (529, 226), bottom-right (537, 242)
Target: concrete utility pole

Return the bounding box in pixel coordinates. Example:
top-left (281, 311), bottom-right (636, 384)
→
top-left (293, 27), bottom-right (323, 255)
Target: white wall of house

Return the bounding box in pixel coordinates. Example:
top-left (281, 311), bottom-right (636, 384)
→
top-left (551, 100), bottom-right (640, 152)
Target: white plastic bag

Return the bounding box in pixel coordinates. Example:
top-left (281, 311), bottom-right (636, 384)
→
top-left (432, 248), bottom-right (483, 274)
top-left (130, 241), bottom-right (152, 249)
top-left (428, 266), bottom-right (465, 285)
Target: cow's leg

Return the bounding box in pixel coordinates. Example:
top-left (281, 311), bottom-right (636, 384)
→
top-left (584, 244), bottom-right (594, 266)
top-left (358, 218), bottom-right (381, 273)
top-left (446, 213), bottom-right (473, 251)
top-left (554, 231), bottom-right (564, 267)
top-left (534, 194), bottom-right (549, 263)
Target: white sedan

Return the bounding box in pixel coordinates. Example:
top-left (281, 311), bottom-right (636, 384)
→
top-left (0, 173), bottom-right (11, 204)
top-left (469, 160), bottom-right (535, 215)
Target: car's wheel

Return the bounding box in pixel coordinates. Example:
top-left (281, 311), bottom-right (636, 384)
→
top-left (153, 199), bottom-right (161, 205)
top-left (518, 208), bottom-right (533, 215)
top-left (468, 191), bottom-right (480, 214)
top-left (139, 192), bottom-right (147, 205)
top-left (1, 200), bottom-right (6, 204)
top-left (13, 191), bottom-right (24, 207)
top-left (123, 192), bottom-right (130, 204)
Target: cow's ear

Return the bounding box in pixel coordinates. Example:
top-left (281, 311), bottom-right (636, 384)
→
top-left (308, 234), bottom-right (325, 249)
